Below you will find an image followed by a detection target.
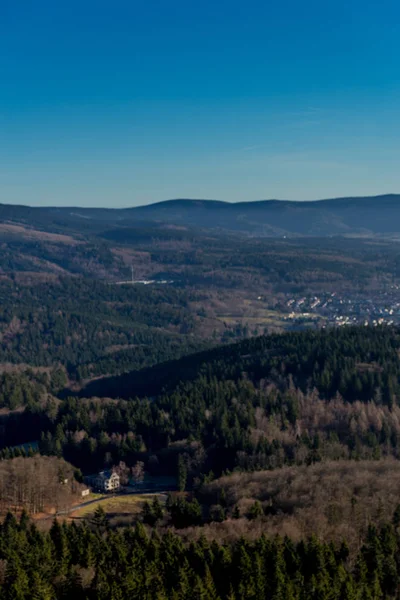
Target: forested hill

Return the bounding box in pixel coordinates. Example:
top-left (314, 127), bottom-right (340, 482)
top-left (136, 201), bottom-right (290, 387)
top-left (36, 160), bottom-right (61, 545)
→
top-left (0, 277), bottom-right (205, 375)
top-left (129, 194), bottom-right (400, 236)
top-left (81, 325), bottom-right (400, 404)
top-left (2, 193), bottom-right (400, 237)
top-left (15, 324), bottom-right (400, 495)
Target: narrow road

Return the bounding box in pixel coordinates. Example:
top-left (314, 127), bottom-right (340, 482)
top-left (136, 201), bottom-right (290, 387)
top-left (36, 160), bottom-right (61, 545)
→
top-left (40, 486), bottom-right (175, 520)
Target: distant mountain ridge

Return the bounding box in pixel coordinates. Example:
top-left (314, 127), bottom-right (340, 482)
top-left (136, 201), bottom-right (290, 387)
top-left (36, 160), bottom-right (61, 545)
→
top-left (1, 194), bottom-right (400, 237)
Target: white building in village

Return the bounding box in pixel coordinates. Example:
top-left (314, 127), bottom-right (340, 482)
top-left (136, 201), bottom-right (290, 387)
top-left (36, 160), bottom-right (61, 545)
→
top-left (85, 470), bottom-right (120, 493)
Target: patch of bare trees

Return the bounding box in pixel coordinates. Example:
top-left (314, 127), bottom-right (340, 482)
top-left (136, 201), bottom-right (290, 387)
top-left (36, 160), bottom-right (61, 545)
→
top-left (0, 456), bottom-right (83, 515)
top-left (200, 458), bottom-right (400, 554)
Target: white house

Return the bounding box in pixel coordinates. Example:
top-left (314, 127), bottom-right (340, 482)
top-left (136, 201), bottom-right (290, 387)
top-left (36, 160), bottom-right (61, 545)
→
top-left (85, 470), bottom-right (120, 493)
top-left (94, 470), bottom-right (120, 492)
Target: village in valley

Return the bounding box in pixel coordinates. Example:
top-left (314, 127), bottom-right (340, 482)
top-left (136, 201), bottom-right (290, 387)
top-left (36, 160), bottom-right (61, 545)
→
top-left (276, 286), bottom-right (400, 328)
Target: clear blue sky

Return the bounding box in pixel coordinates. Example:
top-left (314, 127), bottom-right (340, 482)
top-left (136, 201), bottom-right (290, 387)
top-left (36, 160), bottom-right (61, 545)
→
top-left (1, 0), bottom-right (400, 207)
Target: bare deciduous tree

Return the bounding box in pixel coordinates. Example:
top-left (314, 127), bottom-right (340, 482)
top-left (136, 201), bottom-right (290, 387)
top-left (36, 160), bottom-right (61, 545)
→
top-left (131, 461), bottom-right (145, 483)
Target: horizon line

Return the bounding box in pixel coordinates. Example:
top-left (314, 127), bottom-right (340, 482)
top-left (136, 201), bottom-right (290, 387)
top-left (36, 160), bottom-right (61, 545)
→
top-left (1, 192), bottom-right (400, 211)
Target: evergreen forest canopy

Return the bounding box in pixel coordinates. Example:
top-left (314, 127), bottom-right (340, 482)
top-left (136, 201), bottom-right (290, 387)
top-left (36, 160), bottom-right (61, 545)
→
top-left (0, 277), bottom-right (207, 384)
top-left (1, 509), bottom-right (400, 599)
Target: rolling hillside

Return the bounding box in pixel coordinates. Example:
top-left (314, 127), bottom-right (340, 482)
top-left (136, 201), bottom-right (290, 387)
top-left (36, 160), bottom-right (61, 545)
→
top-left (2, 194), bottom-right (400, 237)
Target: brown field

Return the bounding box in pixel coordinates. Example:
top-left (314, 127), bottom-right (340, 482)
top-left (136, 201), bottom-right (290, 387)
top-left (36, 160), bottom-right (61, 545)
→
top-left (0, 223), bottom-right (82, 244)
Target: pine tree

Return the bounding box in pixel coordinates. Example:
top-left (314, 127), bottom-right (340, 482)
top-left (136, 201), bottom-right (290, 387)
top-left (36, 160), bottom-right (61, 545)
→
top-left (248, 501), bottom-right (263, 520)
top-left (91, 568), bottom-right (111, 600)
top-left (62, 569), bottom-right (85, 600)
top-left (50, 518), bottom-right (70, 576)
top-left (152, 496), bottom-right (164, 522)
top-left (232, 505), bottom-right (241, 519)
top-left (29, 572), bottom-right (54, 600)
top-left (19, 510), bottom-right (30, 531)
top-left (178, 455), bottom-right (187, 492)
top-left (236, 544), bottom-right (255, 599)
top-left (341, 577), bottom-right (358, 600)
top-left (91, 505), bottom-right (109, 531)
top-left (4, 559), bottom-right (30, 600)
top-left (191, 576), bottom-right (208, 600)
top-left (203, 565), bottom-right (220, 600)
top-left (142, 501), bottom-right (154, 525)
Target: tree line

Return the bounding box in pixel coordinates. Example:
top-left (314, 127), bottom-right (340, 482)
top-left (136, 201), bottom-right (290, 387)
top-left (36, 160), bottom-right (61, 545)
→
top-left (1, 509), bottom-right (400, 598)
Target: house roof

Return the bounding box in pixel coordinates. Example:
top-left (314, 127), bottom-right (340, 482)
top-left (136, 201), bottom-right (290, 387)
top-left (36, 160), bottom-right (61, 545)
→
top-left (97, 470), bottom-right (119, 481)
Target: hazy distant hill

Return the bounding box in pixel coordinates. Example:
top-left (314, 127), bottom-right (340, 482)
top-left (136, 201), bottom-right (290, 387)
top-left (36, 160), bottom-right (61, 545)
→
top-left (129, 195), bottom-right (400, 236)
top-left (1, 194), bottom-right (400, 237)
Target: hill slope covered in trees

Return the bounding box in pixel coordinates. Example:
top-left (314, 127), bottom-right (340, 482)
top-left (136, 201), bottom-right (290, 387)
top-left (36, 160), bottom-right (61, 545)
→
top-left (3, 326), bottom-right (400, 597)
top-left (2, 194), bottom-right (400, 237)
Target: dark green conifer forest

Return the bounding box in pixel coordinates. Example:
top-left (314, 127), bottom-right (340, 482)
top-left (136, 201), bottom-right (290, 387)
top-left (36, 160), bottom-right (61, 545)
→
top-left (1, 510), bottom-right (400, 599)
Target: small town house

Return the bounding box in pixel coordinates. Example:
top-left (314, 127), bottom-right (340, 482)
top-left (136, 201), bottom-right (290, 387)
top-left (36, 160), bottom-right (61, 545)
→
top-left (85, 470), bottom-right (120, 493)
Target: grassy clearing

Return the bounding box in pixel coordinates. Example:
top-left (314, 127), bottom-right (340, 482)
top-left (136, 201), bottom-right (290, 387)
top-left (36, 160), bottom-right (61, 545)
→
top-left (220, 315), bottom-right (286, 325)
top-left (70, 493), bottom-right (162, 520)
top-left (85, 492), bottom-right (106, 501)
